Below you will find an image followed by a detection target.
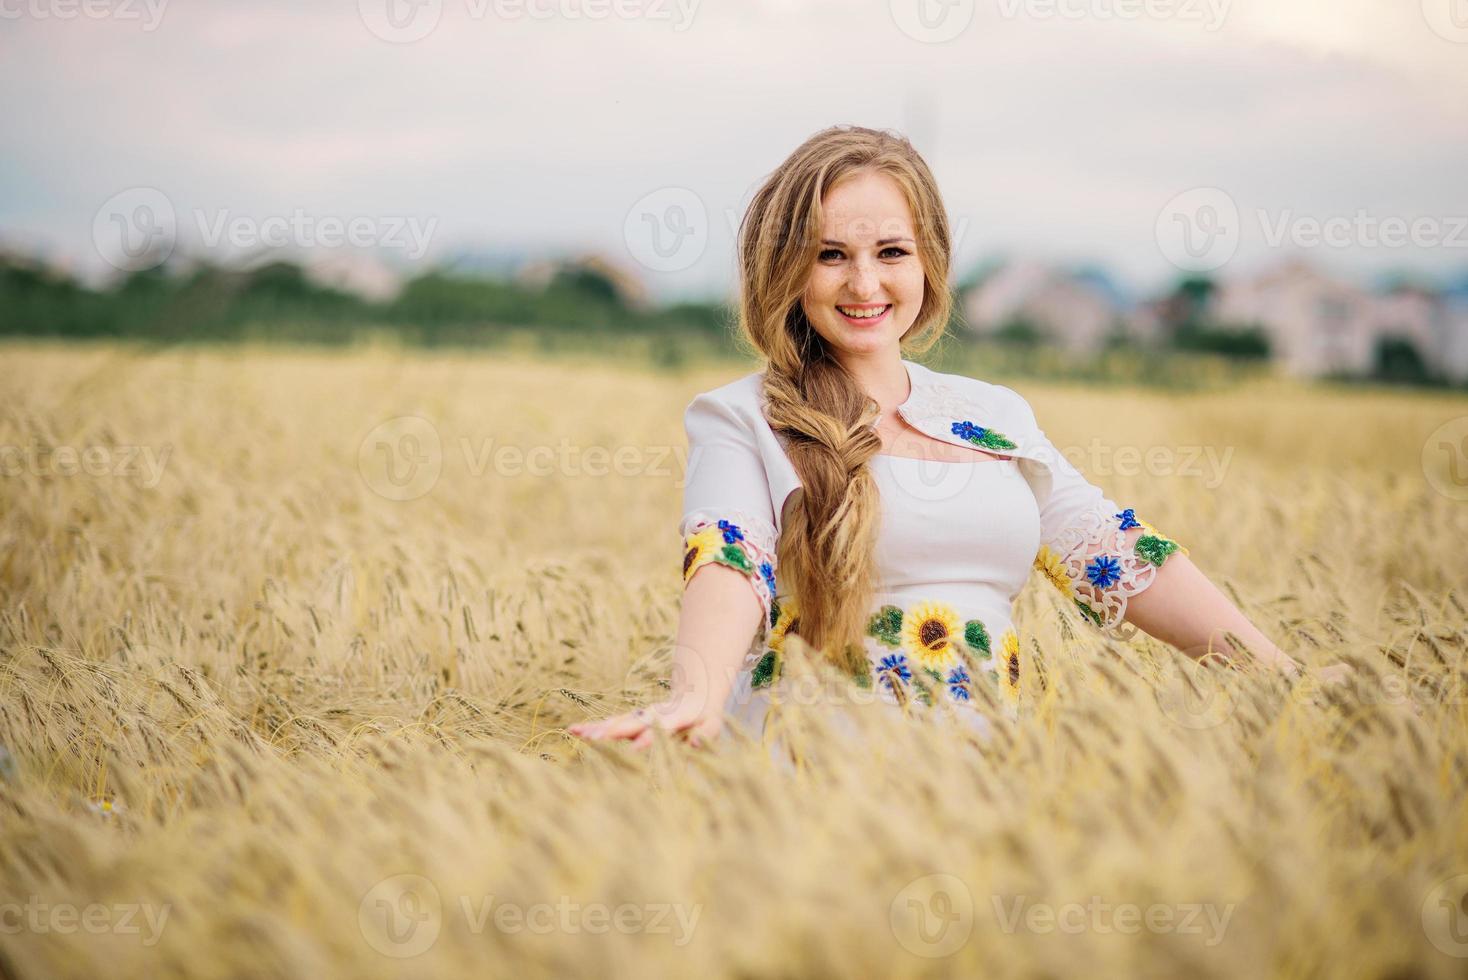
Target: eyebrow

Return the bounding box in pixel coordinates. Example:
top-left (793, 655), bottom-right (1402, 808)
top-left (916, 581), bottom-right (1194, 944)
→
top-left (820, 237), bottom-right (915, 246)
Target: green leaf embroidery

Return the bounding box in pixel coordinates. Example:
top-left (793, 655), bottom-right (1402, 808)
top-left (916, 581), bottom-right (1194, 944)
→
top-left (1134, 534), bottom-right (1180, 567)
top-left (717, 543), bottom-right (754, 573)
top-left (866, 604), bottom-right (904, 647)
top-left (963, 619), bottom-right (991, 655)
top-left (751, 650), bottom-right (780, 689)
top-left (1074, 598), bottom-right (1104, 627)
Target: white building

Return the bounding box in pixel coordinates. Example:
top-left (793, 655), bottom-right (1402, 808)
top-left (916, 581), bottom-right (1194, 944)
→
top-left (1213, 260), bottom-right (1468, 381)
top-left (960, 259), bottom-right (1127, 352)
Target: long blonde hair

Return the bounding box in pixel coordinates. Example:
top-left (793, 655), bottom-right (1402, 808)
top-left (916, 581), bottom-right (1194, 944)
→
top-left (736, 125), bottom-right (954, 677)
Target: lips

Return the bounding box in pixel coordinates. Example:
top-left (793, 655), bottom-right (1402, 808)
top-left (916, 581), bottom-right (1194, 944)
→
top-left (836, 304), bottom-right (891, 325)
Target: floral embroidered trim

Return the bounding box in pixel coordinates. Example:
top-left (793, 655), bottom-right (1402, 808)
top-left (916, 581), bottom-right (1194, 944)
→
top-left (680, 508), bottom-right (778, 625)
top-left (749, 596), bottom-right (800, 690)
top-left (748, 594), bottom-right (1020, 712)
top-left (1033, 506), bottom-right (1188, 631)
top-left (951, 419), bottom-right (1018, 452)
top-left (896, 379), bottom-right (1020, 456)
top-left (998, 628), bottom-right (1020, 708)
top-left (863, 598), bottom-right (1004, 708)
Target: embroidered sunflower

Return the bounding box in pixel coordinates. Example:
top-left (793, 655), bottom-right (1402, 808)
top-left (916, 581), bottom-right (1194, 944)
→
top-left (767, 599), bottom-right (800, 658)
top-left (681, 526), bottom-right (722, 581)
top-left (751, 598), bottom-right (800, 690)
top-left (900, 600), bottom-right (962, 670)
top-left (999, 628), bottom-right (1021, 705)
top-left (1033, 545), bottom-right (1074, 598)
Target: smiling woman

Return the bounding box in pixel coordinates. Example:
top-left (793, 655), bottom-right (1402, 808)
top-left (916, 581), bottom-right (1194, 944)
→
top-left (568, 124), bottom-right (1350, 754)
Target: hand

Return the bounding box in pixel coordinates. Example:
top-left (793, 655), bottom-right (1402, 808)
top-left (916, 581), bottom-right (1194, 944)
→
top-left (567, 697), bottom-right (724, 752)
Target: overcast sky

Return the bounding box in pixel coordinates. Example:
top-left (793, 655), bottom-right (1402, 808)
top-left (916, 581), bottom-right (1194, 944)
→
top-left (2, 0), bottom-right (1466, 300)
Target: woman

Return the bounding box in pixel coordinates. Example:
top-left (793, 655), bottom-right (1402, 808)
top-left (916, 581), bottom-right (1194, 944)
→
top-left (571, 125), bottom-right (1343, 752)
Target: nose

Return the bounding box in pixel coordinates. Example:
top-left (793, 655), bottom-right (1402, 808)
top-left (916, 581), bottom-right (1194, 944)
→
top-left (847, 257), bottom-right (880, 300)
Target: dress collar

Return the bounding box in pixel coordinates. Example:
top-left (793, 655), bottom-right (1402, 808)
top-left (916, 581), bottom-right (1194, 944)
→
top-left (893, 359), bottom-right (1026, 458)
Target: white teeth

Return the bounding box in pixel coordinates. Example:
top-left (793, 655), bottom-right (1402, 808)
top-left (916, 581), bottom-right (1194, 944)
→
top-left (838, 305), bottom-right (889, 319)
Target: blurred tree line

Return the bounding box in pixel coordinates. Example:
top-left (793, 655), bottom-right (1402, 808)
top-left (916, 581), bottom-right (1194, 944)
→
top-left (0, 254), bottom-right (740, 360)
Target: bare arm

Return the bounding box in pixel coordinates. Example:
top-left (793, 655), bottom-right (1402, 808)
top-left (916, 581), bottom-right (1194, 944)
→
top-left (568, 563), bottom-right (763, 749)
top-left (1116, 526), bottom-right (1346, 681)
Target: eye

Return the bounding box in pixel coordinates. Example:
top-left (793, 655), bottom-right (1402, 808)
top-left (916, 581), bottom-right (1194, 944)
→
top-left (818, 248), bottom-right (844, 262)
top-left (880, 246), bottom-right (911, 259)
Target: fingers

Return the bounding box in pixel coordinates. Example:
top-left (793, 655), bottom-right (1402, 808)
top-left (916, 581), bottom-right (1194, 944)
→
top-left (568, 707), bottom-right (719, 749)
top-left (570, 712), bottom-right (649, 742)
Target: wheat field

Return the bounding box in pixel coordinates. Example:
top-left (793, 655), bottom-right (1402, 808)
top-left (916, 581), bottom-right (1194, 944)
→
top-left (1, 340), bottom-right (1465, 979)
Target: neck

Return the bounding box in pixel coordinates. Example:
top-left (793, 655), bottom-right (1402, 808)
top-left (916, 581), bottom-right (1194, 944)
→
top-left (833, 346), bottom-right (911, 414)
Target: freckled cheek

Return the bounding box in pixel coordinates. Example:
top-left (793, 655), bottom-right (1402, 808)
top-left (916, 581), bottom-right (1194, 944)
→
top-left (892, 265), bottom-right (926, 306)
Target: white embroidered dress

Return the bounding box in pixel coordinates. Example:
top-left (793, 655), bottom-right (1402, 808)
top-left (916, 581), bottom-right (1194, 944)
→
top-left (678, 359), bottom-right (1186, 738)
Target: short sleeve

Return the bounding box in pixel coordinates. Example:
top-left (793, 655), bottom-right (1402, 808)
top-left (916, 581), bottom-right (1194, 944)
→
top-left (679, 392), bottom-right (779, 627)
top-left (1007, 392), bottom-right (1189, 632)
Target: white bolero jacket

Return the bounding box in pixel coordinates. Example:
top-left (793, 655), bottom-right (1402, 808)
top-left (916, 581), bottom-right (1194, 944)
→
top-left (678, 358), bottom-right (1187, 639)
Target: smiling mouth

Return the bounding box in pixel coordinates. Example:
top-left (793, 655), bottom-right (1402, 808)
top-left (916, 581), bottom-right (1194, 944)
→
top-left (836, 304), bottom-right (891, 322)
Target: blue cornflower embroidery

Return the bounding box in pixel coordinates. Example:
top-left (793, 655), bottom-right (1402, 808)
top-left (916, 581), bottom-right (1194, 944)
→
top-left (875, 653), bottom-right (912, 691)
top-left (758, 561), bottom-right (776, 597)
top-left (952, 420), bottom-right (984, 441)
top-left (950, 419), bottom-right (1018, 452)
top-left (1086, 555), bottom-right (1122, 588)
top-left (946, 664), bottom-right (972, 701)
top-left (716, 519), bottom-right (745, 545)
top-left (1116, 508), bottom-right (1141, 531)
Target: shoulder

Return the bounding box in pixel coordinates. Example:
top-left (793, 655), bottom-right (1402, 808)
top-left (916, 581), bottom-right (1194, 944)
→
top-left (683, 368), bottom-right (768, 431)
top-left (906, 360), bottom-right (1039, 430)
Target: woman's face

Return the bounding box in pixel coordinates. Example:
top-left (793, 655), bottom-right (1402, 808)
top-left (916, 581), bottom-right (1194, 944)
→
top-left (802, 168), bottom-right (927, 360)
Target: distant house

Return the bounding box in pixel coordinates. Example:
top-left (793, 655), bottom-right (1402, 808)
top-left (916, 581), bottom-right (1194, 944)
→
top-left (516, 252), bottom-right (651, 311)
top-left (302, 250), bottom-right (404, 302)
top-left (960, 259), bottom-right (1130, 352)
top-left (1212, 260), bottom-right (1468, 381)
